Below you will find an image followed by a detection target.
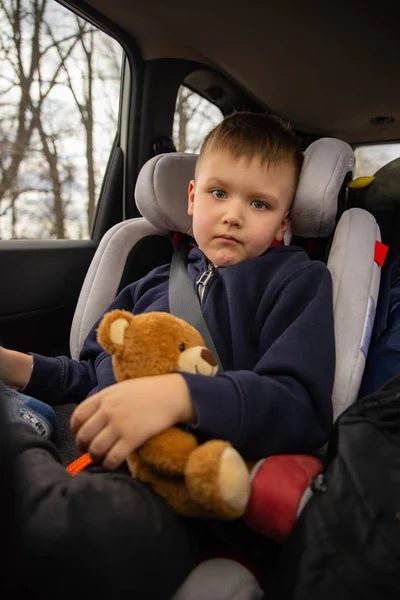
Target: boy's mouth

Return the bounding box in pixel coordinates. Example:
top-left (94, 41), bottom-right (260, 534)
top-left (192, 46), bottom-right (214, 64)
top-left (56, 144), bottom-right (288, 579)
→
top-left (215, 234), bottom-right (241, 245)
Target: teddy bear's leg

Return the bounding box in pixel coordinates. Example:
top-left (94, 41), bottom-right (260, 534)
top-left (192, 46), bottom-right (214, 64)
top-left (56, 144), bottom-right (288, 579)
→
top-left (185, 441), bottom-right (251, 520)
top-left (126, 454), bottom-right (225, 519)
top-left (136, 427), bottom-right (198, 476)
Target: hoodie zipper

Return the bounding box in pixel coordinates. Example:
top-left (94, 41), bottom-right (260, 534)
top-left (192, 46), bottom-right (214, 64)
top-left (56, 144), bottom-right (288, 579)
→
top-left (196, 262), bottom-right (216, 305)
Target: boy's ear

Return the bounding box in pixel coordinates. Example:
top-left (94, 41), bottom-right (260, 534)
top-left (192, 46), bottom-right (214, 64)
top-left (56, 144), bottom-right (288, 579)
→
top-left (187, 180), bottom-right (195, 216)
top-left (274, 212), bottom-right (290, 242)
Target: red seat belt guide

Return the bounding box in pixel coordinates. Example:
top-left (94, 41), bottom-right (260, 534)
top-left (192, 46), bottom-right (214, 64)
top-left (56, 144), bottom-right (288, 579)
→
top-left (374, 240), bottom-right (389, 267)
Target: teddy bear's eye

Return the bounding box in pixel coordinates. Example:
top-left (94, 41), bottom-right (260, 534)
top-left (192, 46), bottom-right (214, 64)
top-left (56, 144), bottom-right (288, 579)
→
top-left (179, 343), bottom-right (185, 352)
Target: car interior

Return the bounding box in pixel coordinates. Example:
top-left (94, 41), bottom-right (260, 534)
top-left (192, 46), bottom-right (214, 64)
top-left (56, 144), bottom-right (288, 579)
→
top-left (1, 0), bottom-right (400, 598)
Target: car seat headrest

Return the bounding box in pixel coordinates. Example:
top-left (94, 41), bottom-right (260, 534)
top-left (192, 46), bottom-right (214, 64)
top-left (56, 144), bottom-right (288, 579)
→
top-left (136, 153), bottom-right (196, 235)
top-left (292, 138), bottom-right (354, 237)
top-left (136, 138), bottom-right (354, 238)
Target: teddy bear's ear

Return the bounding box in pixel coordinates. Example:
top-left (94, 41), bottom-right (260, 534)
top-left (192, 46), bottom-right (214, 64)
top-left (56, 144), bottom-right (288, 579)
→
top-left (109, 318), bottom-right (129, 344)
top-left (97, 309), bottom-right (133, 354)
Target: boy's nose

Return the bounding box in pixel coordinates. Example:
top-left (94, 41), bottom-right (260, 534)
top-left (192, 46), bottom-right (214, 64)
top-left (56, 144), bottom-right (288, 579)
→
top-left (223, 213), bottom-right (242, 227)
top-left (222, 202), bottom-right (243, 227)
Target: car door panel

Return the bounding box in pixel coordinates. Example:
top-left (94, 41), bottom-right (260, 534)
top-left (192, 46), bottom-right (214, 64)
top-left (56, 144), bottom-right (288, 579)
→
top-left (0, 242), bottom-right (96, 356)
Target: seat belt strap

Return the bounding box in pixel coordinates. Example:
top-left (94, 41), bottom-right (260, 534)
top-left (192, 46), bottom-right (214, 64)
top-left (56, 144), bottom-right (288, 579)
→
top-left (169, 236), bottom-right (224, 373)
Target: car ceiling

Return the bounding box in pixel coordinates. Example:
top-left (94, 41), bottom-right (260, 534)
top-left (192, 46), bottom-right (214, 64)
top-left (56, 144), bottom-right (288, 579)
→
top-left (87, 0), bottom-right (400, 145)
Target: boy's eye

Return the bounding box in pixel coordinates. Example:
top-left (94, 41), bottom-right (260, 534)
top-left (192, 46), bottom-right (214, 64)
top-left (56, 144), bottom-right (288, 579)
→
top-left (211, 189), bottom-right (227, 200)
top-left (251, 200), bottom-right (268, 210)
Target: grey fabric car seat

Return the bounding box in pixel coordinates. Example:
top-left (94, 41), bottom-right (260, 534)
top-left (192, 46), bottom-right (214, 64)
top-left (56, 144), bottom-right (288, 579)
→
top-left (69, 138), bottom-right (381, 600)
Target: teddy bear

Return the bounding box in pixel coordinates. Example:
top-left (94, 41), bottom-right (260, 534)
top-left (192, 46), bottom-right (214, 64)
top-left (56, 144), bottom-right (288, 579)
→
top-left (68, 310), bottom-right (251, 520)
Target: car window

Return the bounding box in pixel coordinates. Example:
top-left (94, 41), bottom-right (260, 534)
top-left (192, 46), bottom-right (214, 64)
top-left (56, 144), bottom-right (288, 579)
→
top-left (0, 0), bottom-right (123, 240)
top-left (173, 85), bottom-right (223, 153)
top-left (354, 143), bottom-right (400, 178)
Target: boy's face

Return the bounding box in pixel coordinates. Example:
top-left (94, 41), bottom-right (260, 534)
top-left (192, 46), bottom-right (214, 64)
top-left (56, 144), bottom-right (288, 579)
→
top-left (187, 150), bottom-right (296, 267)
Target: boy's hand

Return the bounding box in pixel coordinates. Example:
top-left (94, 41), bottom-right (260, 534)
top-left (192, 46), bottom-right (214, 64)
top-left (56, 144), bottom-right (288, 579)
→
top-left (0, 346), bottom-right (33, 389)
top-left (70, 374), bottom-right (195, 470)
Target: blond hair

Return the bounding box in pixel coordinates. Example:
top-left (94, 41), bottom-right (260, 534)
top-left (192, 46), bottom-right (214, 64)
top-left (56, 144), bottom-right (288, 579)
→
top-left (196, 111), bottom-right (303, 184)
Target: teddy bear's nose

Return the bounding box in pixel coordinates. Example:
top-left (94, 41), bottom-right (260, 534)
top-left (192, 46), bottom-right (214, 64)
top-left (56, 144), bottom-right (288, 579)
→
top-left (201, 348), bottom-right (218, 367)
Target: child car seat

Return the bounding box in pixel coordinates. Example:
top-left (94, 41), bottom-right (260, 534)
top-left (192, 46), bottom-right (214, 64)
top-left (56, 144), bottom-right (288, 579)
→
top-left (351, 156), bottom-right (400, 397)
top-left (69, 138), bottom-right (382, 600)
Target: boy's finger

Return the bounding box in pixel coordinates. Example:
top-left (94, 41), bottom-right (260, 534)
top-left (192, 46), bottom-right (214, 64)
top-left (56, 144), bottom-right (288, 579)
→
top-left (102, 438), bottom-right (132, 471)
top-left (70, 395), bottom-right (101, 436)
top-left (88, 426), bottom-right (119, 462)
top-left (74, 410), bottom-right (108, 452)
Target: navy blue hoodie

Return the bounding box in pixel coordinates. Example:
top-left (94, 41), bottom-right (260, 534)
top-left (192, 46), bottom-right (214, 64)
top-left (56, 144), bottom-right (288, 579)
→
top-left (25, 246), bottom-right (335, 460)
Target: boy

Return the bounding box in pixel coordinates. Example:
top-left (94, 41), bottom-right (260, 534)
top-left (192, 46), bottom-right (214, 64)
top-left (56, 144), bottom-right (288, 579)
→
top-left (0, 112), bottom-right (335, 599)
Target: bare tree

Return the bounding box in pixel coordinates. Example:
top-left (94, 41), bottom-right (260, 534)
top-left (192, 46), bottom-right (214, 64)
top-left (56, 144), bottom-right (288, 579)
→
top-left (50, 18), bottom-right (97, 233)
top-left (34, 113), bottom-right (65, 238)
top-left (0, 1), bottom-right (122, 240)
top-left (0, 0), bottom-right (84, 237)
top-left (174, 87), bottom-right (202, 152)
top-left (95, 33), bottom-right (122, 139)
top-left (173, 86), bottom-right (222, 153)
top-left (0, 0), bottom-right (45, 228)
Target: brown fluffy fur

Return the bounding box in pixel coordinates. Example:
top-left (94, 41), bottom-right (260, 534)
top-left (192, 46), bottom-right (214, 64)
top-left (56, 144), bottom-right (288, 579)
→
top-left (97, 310), bottom-right (250, 520)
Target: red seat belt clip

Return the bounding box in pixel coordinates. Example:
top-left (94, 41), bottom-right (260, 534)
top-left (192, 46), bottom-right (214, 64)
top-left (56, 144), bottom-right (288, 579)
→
top-left (374, 240), bottom-right (389, 267)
